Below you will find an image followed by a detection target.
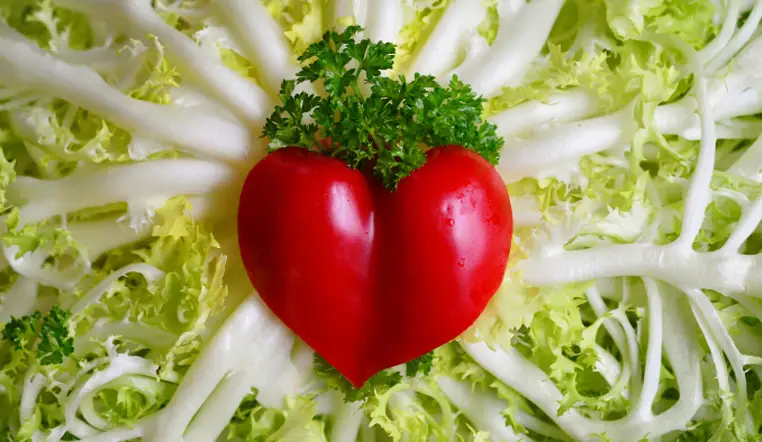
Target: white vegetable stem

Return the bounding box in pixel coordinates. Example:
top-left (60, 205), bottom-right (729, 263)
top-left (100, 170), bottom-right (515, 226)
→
top-left (586, 287), bottom-right (628, 364)
top-left (690, 304), bottom-right (734, 428)
top-left (654, 73), bottom-right (762, 134)
top-left (145, 295), bottom-right (299, 442)
top-left (0, 36), bottom-right (253, 162)
top-left (665, 33), bottom-right (762, 135)
top-left (720, 194), bottom-right (762, 252)
top-left (75, 420), bottom-right (149, 442)
top-left (511, 195), bottom-right (543, 227)
top-left (489, 89), bottom-right (603, 138)
top-left (78, 376), bottom-right (163, 431)
top-left (437, 377), bottom-right (531, 442)
top-left (54, 46), bottom-right (136, 75)
top-left (405, 0), bottom-right (488, 78)
top-left (364, 0), bottom-right (404, 43)
top-left (70, 263), bottom-right (165, 315)
top-left (183, 308), bottom-right (299, 442)
top-left (183, 371), bottom-right (261, 442)
top-left (46, 349), bottom-right (161, 442)
top-left (211, 0), bottom-right (297, 95)
top-left (631, 278), bottom-right (663, 418)
top-left (497, 109), bottom-right (633, 183)
top-left (611, 308), bottom-right (641, 400)
top-left (727, 134), bottom-right (762, 180)
top-left (0, 195), bottom-right (215, 292)
top-left (673, 73), bottom-right (716, 250)
top-left (10, 159), bottom-right (237, 226)
top-left (65, 216), bottom-right (149, 257)
top-left (743, 0), bottom-right (761, 11)
top-left (462, 291), bottom-right (702, 441)
top-left (329, 397), bottom-right (365, 442)
top-left (20, 373), bottom-right (48, 424)
top-left (326, 0), bottom-right (362, 30)
top-left (84, 323), bottom-right (178, 353)
top-left (593, 345), bottom-right (624, 392)
top-left (491, 88), bottom-right (762, 183)
top-left (494, 71), bottom-right (762, 181)
top-left (2, 242), bottom-right (90, 291)
top-left (497, 0), bottom-right (528, 25)
top-left (438, 376), bottom-right (569, 441)
top-left (698, 0), bottom-right (741, 64)
top-left (65, 356), bottom-right (159, 425)
top-left (66, 195), bottom-right (214, 258)
top-left (500, 45), bottom-right (762, 174)
top-left (516, 243), bottom-right (762, 295)
top-left (706, 0), bottom-right (762, 71)
top-left (586, 286), bottom-right (632, 401)
top-left (684, 288), bottom-right (749, 425)
top-left (445, 0), bottom-right (565, 97)
top-left (0, 277), bottom-right (38, 325)
top-left (54, 0), bottom-right (271, 124)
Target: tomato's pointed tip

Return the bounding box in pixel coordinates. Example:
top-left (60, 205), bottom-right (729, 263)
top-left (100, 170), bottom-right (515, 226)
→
top-left (347, 378), bottom-right (367, 389)
top-left (337, 360), bottom-right (394, 389)
top-left (343, 370), bottom-right (372, 389)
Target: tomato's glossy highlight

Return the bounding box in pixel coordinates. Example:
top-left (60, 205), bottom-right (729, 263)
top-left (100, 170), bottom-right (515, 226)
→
top-left (237, 145), bottom-right (513, 386)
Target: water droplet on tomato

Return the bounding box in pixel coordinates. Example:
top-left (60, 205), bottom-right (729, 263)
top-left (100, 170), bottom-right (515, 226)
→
top-left (446, 218), bottom-right (455, 226)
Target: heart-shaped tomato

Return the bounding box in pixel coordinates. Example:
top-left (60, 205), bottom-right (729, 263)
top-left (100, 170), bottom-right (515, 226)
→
top-left (237, 145), bottom-right (512, 386)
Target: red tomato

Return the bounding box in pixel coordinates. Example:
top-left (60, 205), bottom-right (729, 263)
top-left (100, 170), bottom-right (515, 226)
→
top-left (237, 145), bottom-right (513, 386)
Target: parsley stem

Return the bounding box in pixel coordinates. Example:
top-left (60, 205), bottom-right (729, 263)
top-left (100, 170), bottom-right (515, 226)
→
top-left (369, 131), bottom-right (385, 153)
top-left (351, 82), bottom-right (365, 102)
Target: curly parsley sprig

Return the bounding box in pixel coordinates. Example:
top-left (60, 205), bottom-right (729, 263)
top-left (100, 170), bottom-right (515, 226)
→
top-left (2, 306), bottom-right (75, 365)
top-left (262, 26), bottom-right (504, 190)
top-left (313, 351), bottom-right (435, 403)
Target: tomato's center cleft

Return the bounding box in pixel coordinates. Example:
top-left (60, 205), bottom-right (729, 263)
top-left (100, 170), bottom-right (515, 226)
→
top-left (236, 26), bottom-right (514, 386)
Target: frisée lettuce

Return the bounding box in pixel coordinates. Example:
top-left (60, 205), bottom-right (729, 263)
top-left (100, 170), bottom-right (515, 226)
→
top-left (2, 0), bottom-right (762, 441)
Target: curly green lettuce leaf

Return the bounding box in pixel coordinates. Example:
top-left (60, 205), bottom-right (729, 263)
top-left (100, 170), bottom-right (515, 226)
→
top-left (67, 197), bottom-right (228, 377)
top-left (264, 0), bottom-right (325, 56)
top-left (365, 379), bottom-right (458, 442)
top-left (226, 391), bottom-right (329, 442)
top-left (604, 0), bottom-right (717, 48)
top-left (392, 0), bottom-right (449, 73)
top-left (0, 0), bottom-right (93, 51)
top-left (0, 148), bottom-right (14, 213)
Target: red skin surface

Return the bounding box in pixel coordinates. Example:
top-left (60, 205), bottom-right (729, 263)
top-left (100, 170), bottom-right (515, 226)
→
top-left (237, 145), bottom-right (513, 386)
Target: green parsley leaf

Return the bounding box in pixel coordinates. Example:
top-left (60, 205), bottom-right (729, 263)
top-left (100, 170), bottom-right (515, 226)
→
top-left (262, 80), bottom-right (321, 150)
top-left (1, 306), bottom-right (75, 365)
top-left (262, 26), bottom-right (504, 190)
top-left (313, 354), bottom-right (402, 403)
top-left (37, 306), bottom-right (75, 365)
top-left (405, 351), bottom-right (434, 377)
top-left (2, 311), bottom-right (41, 351)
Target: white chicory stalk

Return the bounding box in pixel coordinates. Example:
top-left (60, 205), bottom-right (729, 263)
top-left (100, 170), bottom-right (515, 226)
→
top-left (444, 0), bottom-right (565, 97)
top-left (54, 0), bottom-right (272, 125)
top-left (363, 0), bottom-right (404, 44)
top-left (404, 0), bottom-right (489, 78)
top-left (210, 0), bottom-right (300, 95)
top-left (4, 0), bottom-right (762, 441)
top-left (0, 34), bottom-right (255, 162)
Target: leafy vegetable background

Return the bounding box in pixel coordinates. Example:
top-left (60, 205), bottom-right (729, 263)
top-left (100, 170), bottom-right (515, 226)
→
top-left (1, 0), bottom-right (762, 441)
